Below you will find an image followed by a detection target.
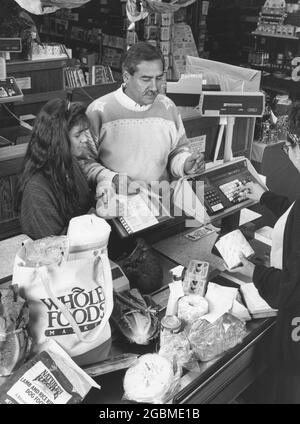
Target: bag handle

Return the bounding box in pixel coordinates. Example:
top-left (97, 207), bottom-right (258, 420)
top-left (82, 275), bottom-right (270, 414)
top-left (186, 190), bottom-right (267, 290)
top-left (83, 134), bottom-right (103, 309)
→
top-left (38, 252), bottom-right (113, 344)
top-left (94, 252), bottom-right (113, 318)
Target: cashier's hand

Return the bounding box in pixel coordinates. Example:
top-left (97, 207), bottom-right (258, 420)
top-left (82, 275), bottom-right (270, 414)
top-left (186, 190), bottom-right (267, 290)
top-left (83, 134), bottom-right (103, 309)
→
top-left (184, 151), bottom-right (205, 175)
top-left (235, 181), bottom-right (265, 203)
top-left (225, 253), bottom-right (255, 280)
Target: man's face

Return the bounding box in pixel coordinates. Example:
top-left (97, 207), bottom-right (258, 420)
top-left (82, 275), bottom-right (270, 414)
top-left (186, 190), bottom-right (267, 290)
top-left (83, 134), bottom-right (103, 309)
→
top-left (123, 59), bottom-right (164, 106)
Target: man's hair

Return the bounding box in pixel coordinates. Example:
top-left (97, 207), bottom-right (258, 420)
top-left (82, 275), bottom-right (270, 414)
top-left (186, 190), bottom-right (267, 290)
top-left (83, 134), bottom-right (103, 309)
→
top-left (122, 41), bottom-right (165, 75)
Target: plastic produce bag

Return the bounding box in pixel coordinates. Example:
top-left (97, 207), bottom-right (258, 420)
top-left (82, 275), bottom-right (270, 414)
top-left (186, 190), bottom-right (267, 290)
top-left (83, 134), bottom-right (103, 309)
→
top-left (159, 331), bottom-right (199, 371)
top-left (188, 313), bottom-right (246, 362)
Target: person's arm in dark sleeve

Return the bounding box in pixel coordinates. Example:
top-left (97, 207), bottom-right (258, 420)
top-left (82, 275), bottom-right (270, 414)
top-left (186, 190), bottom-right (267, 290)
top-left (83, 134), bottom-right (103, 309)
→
top-left (260, 190), bottom-right (292, 219)
top-left (253, 198), bottom-right (300, 309)
top-left (20, 181), bottom-right (67, 240)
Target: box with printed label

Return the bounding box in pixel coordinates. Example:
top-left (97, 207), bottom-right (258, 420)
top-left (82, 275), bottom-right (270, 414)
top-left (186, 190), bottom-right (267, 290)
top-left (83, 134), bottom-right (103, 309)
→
top-left (160, 26), bottom-right (171, 41)
top-left (161, 13), bottom-right (173, 26)
top-left (146, 13), bottom-right (159, 26)
top-left (163, 54), bottom-right (169, 70)
top-left (144, 25), bottom-right (159, 40)
top-left (160, 41), bottom-right (170, 55)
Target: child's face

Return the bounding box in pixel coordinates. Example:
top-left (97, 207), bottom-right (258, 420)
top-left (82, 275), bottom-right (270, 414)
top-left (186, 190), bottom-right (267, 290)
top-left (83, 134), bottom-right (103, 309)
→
top-left (69, 122), bottom-right (90, 157)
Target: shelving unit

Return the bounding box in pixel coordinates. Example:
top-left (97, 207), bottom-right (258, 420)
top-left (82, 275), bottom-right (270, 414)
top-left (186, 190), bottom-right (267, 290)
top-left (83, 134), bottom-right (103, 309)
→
top-left (206, 0), bottom-right (265, 65)
top-left (37, 0), bottom-right (126, 78)
top-left (251, 30), bottom-right (298, 39)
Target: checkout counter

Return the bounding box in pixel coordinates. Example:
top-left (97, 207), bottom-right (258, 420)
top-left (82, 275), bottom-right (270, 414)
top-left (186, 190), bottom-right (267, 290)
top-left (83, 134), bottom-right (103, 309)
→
top-left (0, 221), bottom-right (275, 405)
top-left (81, 230), bottom-right (275, 405)
top-left (0, 155), bottom-right (276, 404)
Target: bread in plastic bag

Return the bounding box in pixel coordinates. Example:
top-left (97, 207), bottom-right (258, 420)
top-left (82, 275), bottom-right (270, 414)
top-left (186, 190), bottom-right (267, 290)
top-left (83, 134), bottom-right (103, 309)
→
top-left (159, 331), bottom-right (199, 371)
top-left (188, 312), bottom-right (246, 362)
top-left (22, 236), bottom-right (69, 267)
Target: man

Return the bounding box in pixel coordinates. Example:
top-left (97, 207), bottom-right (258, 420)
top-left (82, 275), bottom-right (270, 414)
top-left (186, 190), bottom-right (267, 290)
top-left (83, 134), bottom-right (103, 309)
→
top-left (80, 41), bottom-right (205, 208)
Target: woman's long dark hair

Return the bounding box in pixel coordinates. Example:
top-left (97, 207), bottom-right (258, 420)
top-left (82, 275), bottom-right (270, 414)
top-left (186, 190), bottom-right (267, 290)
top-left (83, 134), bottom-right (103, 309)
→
top-left (17, 98), bottom-right (89, 221)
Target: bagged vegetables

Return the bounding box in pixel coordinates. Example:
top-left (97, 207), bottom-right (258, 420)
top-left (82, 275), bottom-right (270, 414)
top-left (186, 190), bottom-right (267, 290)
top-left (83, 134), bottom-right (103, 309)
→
top-left (112, 288), bottom-right (159, 345)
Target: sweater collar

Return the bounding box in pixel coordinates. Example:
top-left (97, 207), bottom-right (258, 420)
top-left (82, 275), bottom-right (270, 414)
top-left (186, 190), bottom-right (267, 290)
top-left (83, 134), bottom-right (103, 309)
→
top-left (115, 85), bottom-right (153, 112)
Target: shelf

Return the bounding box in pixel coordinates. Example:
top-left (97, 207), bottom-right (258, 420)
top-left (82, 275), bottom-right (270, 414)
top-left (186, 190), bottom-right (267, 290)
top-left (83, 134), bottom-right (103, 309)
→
top-left (251, 31), bottom-right (299, 40)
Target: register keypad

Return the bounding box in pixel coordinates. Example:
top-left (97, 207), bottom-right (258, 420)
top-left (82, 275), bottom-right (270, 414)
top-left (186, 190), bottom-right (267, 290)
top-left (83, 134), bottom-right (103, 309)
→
top-left (205, 188), bottom-right (224, 212)
top-left (219, 177), bottom-right (252, 204)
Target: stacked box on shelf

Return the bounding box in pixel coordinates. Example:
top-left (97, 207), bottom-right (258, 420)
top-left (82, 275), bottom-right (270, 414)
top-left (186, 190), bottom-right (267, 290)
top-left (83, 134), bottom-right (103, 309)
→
top-left (159, 13), bottom-right (174, 81)
top-left (143, 12), bottom-right (173, 80)
top-left (197, 1), bottom-right (210, 56)
top-left (171, 22), bottom-right (199, 79)
top-left (102, 33), bottom-right (125, 71)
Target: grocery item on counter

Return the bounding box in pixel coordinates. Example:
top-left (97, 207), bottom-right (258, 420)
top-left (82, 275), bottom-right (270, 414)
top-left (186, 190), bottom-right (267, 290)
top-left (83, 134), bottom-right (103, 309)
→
top-left (183, 260), bottom-right (210, 296)
top-left (117, 238), bottom-right (163, 294)
top-left (165, 277), bottom-right (184, 316)
top-left (160, 315), bottom-right (183, 346)
top-left (240, 283), bottom-right (278, 318)
top-left (214, 229), bottom-right (254, 270)
top-left (82, 353), bottom-right (139, 377)
top-left (159, 330), bottom-right (198, 371)
top-left (123, 353), bottom-right (181, 404)
top-left (177, 294), bottom-right (209, 327)
top-left (67, 214), bottom-right (111, 259)
top-left (0, 340), bottom-right (100, 404)
top-left (20, 236), bottom-right (69, 267)
top-left (0, 285), bottom-right (31, 377)
top-left (111, 288), bottom-right (159, 345)
top-left (188, 312), bottom-right (246, 362)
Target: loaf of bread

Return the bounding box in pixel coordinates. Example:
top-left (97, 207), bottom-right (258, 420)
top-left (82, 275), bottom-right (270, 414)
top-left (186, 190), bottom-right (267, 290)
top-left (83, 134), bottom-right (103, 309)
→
top-left (123, 353), bottom-right (175, 403)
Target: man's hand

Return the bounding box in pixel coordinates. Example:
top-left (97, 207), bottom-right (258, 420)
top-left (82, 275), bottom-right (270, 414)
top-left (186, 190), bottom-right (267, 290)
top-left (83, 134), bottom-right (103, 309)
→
top-left (95, 181), bottom-right (126, 219)
top-left (184, 151), bottom-right (205, 175)
top-left (112, 173), bottom-right (140, 195)
top-left (225, 253), bottom-right (255, 280)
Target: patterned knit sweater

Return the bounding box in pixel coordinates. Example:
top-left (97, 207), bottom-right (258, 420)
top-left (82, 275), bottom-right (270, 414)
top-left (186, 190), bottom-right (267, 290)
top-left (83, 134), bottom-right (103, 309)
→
top-left (80, 86), bottom-right (191, 187)
top-left (20, 160), bottom-right (93, 240)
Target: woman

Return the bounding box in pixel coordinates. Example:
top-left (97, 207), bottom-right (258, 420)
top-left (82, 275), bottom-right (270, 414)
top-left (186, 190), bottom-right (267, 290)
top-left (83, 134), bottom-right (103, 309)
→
top-left (230, 102), bottom-right (300, 403)
top-left (18, 98), bottom-right (94, 240)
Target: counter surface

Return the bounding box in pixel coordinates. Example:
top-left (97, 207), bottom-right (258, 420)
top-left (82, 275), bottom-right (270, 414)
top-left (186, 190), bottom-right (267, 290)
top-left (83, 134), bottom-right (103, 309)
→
top-left (0, 221), bottom-right (275, 404)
